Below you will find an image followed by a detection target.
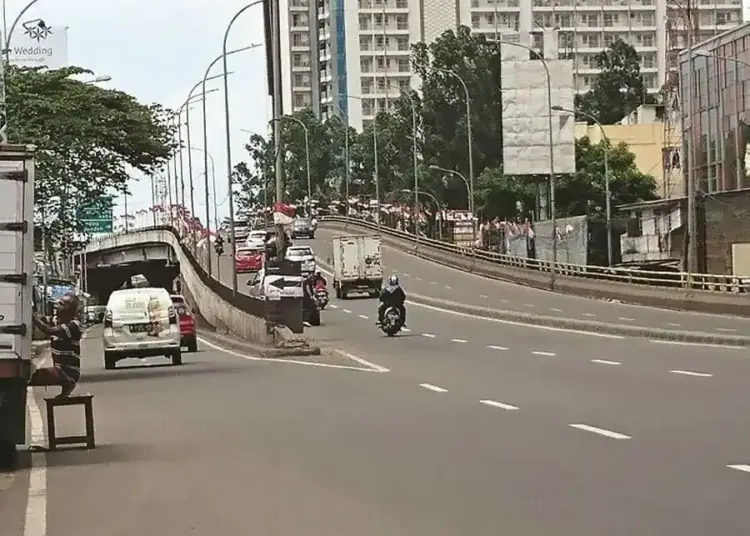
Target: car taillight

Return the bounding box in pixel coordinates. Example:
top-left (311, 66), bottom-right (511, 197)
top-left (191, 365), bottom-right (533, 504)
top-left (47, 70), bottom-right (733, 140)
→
top-left (104, 309), bottom-right (113, 328)
top-left (168, 306), bottom-right (177, 325)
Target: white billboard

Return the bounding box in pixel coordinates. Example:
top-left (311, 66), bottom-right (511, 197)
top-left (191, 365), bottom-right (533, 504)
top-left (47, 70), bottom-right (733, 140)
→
top-left (502, 59), bottom-right (576, 175)
top-left (8, 23), bottom-right (68, 70)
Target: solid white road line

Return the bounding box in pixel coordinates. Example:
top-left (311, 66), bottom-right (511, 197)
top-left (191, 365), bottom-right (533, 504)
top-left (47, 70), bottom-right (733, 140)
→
top-left (358, 314), bottom-right (369, 319)
top-left (487, 345), bottom-right (508, 350)
top-left (451, 338), bottom-right (467, 343)
top-left (591, 359), bottom-right (621, 365)
top-left (650, 340), bottom-right (742, 350)
top-left (618, 317), bottom-right (634, 321)
top-left (480, 399), bottom-right (518, 410)
top-left (583, 313), bottom-right (596, 317)
top-left (334, 350), bottom-right (391, 373)
top-left (667, 322), bottom-right (681, 327)
top-left (420, 383), bottom-right (448, 393)
top-left (550, 308), bottom-right (563, 313)
top-left (728, 464), bottom-right (750, 473)
top-left (532, 351), bottom-right (556, 356)
top-left (198, 337), bottom-right (387, 372)
top-left (24, 388), bottom-right (47, 536)
top-left (401, 328), bottom-right (411, 332)
top-left (422, 333), bottom-right (436, 338)
top-left (329, 304), bottom-right (338, 309)
top-left (670, 369), bottom-right (713, 378)
top-left (716, 328), bottom-right (737, 333)
top-left (403, 273), bottom-right (410, 276)
top-left (342, 309), bottom-right (352, 314)
top-left (569, 423), bottom-right (631, 440)
top-left (523, 303), bottom-right (534, 308)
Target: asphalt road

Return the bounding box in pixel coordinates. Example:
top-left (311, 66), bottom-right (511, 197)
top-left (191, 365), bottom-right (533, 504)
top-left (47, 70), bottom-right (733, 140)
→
top-left (3, 248), bottom-right (750, 534)
top-left (313, 227), bottom-right (750, 335)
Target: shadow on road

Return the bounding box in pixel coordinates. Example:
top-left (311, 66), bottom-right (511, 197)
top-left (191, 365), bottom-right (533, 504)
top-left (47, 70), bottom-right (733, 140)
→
top-left (81, 362), bottom-right (251, 384)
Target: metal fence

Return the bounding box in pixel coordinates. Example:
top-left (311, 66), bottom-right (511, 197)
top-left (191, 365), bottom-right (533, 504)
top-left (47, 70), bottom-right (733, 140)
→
top-left (322, 216), bottom-right (750, 294)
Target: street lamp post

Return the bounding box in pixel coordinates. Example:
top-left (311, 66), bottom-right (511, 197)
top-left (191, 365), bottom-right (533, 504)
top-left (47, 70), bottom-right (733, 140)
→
top-left (401, 188), bottom-right (443, 240)
top-left (190, 146), bottom-right (218, 279)
top-left (199, 46), bottom-right (259, 278)
top-left (491, 38), bottom-right (557, 288)
top-left (344, 94), bottom-right (380, 230)
top-left (429, 165), bottom-right (472, 246)
top-left (221, 0), bottom-right (264, 295)
top-left (398, 91), bottom-right (420, 241)
top-left (273, 116), bottom-right (311, 206)
top-left (552, 105), bottom-right (612, 267)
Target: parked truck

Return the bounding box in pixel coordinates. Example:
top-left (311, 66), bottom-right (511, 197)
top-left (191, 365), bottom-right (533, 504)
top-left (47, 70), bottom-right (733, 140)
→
top-left (332, 234), bottom-right (382, 299)
top-left (0, 145), bottom-right (35, 468)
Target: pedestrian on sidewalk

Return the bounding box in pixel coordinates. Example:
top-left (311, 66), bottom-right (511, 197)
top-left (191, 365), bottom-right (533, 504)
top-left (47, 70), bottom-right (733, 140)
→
top-left (29, 293), bottom-right (82, 398)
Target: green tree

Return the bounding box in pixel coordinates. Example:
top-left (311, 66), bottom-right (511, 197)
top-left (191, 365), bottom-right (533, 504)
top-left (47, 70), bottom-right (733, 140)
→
top-left (409, 26), bottom-right (503, 208)
top-left (575, 40), bottom-right (652, 125)
top-left (6, 65), bottom-right (174, 245)
top-left (474, 167), bottom-right (537, 220)
top-left (555, 137), bottom-right (658, 217)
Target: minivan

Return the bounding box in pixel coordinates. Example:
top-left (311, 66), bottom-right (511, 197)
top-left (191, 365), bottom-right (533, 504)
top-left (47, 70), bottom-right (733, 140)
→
top-left (102, 287), bottom-right (182, 369)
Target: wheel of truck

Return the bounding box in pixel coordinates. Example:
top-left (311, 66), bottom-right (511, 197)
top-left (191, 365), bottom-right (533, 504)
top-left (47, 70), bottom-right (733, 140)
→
top-left (335, 286), bottom-right (342, 299)
top-left (187, 339), bottom-right (198, 353)
top-left (104, 352), bottom-right (116, 370)
top-left (309, 309), bottom-right (321, 326)
top-left (172, 350), bottom-right (183, 366)
top-left (341, 286), bottom-right (348, 299)
top-left (0, 442), bottom-right (17, 471)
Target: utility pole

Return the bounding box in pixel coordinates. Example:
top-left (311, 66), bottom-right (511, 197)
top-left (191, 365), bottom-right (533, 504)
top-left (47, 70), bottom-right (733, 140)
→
top-left (270, 0), bottom-right (286, 258)
top-left (685, 2), bottom-right (697, 280)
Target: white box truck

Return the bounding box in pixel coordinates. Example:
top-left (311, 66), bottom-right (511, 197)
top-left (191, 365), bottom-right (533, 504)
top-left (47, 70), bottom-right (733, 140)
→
top-left (332, 234), bottom-right (382, 299)
top-left (0, 145), bottom-right (35, 468)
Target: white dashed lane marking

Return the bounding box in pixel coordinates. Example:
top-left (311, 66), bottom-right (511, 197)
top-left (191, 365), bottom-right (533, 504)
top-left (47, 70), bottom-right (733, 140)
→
top-left (523, 303), bottom-right (534, 308)
top-left (569, 424), bottom-right (631, 440)
top-left (591, 359), bottom-right (621, 366)
top-left (420, 383), bottom-right (448, 393)
top-left (422, 333), bottom-right (435, 338)
top-left (550, 308), bottom-right (563, 313)
top-left (480, 399), bottom-right (519, 411)
top-left (667, 322), bottom-right (681, 327)
top-left (358, 314), bottom-right (369, 319)
top-left (329, 304), bottom-right (338, 309)
top-left (487, 345), bottom-right (508, 351)
top-left (444, 285), bottom-right (451, 289)
top-left (728, 465), bottom-right (750, 473)
top-left (342, 309), bottom-right (352, 314)
top-left (618, 317), bottom-right (634, 321)
top-left (480, 294), bottom-right (488, 299)
top-left (716, 328), bottom-right (737, 333)
top-left (532, 351), bottom-right (556, 356)
top-left (583, 313), bottom-right (596, 317)
top-left (451, 338), bottom-right (467, 343)
top-left (670, 369), bottom-right (713, 378)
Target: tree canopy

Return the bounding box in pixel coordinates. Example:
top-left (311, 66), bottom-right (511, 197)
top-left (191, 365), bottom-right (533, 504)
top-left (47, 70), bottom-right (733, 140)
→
top-left (233, 27), bottom-right (657, 222)
top-left (7, 65), bottom-right (175, 243)
top-left (575, 39), bottom-right (653, 125)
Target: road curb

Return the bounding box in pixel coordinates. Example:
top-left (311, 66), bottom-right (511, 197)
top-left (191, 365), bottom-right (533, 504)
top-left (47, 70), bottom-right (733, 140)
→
top-left (199, 330), bottom-right (321, 358)
top-left (407, 292), bottom-right (750, 347)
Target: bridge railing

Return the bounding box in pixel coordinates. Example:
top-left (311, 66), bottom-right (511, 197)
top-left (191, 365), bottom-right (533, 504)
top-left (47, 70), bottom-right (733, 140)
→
top-left (321, 215), bottom-right (750, 295)
top-left (86, 224), bottom-right (269, 320)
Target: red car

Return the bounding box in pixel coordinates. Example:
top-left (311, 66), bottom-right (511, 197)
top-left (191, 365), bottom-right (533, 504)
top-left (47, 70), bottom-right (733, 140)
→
top-left (235, 247), bottom-right (263, 273)
top-left (170, 295), bottom-right (198, 352)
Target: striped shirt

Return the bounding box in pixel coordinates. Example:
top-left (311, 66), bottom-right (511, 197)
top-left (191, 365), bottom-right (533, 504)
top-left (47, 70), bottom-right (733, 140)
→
top-left (50, 320), bottom-right (82, 383)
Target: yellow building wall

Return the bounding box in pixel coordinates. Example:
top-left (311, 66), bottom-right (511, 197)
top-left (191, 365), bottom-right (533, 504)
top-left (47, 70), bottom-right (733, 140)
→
top-left (573, 122), bottom-right (683, 199)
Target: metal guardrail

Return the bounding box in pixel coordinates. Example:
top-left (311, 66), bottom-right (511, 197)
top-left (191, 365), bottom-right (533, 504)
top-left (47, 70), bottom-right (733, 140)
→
top-left (321, 216), bottom-right (750, 294)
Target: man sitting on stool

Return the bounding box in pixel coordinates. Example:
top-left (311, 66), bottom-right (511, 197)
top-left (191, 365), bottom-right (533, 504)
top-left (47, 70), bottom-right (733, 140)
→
top-left (29, 293), bottom-right (82, 398)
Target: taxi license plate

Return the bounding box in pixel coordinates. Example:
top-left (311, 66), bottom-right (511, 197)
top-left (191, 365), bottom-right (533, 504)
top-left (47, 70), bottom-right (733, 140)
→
top-left (128, 323), bottom-right (152, 333)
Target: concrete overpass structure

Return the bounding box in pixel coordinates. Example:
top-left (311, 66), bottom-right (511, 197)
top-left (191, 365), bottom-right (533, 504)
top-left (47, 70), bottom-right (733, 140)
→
top-left (84, 227), bottom-right (276, 345)
top-left (83, 243), bottom-right (179, 304)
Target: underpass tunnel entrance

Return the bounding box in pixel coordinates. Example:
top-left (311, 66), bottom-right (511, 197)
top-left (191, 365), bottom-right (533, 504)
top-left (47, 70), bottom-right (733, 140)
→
top-left (86, 261), bottom-right (181, 305)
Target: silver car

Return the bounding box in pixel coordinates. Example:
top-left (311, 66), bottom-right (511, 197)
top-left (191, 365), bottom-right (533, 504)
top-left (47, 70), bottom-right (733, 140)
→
top-left (291, 218), bottom-right (315, 239)
top-left (285, 245), bottom-right (316, 274)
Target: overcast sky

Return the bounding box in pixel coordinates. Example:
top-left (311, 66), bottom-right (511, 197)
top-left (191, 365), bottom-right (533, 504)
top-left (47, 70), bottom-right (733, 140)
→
top-left (5, 0), bottom-right (270, 226)
top-left (5, 0), bottom-right (750, 227)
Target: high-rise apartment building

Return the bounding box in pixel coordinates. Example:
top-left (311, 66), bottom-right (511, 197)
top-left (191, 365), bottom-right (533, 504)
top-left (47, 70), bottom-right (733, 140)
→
top-left (277, 0), bottom-right (744, 130)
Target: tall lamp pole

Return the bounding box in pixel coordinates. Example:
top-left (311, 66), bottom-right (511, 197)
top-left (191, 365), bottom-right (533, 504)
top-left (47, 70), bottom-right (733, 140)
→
top-left (345, 94), bottom-right (380, 231)
top-left (553, 105), bottom-right (612, 267)
top-left (273, 116), bottom-right (311, 206)
top-left (199, 46), bottom-right (258, 278)
top-left (221, 0), bottom-right (264, 294)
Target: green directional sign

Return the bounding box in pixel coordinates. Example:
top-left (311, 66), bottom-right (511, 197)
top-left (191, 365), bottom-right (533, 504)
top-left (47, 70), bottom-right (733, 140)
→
top-left (78, 196), bottom-right (113, 234)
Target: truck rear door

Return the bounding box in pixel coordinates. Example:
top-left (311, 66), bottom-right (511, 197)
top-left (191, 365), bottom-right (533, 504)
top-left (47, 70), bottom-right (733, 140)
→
top-left (362, 236), bottom-right (382, 279)
top-left (337, 237), bottom-right (364, 279)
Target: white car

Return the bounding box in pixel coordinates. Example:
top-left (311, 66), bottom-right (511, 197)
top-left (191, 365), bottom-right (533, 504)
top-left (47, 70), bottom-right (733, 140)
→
top-left (102, 287), bottom-right (182, 369)
top-left (285, 245), bottom-right (316, 274)
top-left (245, 229), bottom-right (269, 250)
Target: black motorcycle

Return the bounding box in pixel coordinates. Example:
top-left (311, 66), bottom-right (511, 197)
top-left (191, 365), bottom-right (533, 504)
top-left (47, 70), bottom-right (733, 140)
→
top-left (380, 306), bottom-right (403, 337)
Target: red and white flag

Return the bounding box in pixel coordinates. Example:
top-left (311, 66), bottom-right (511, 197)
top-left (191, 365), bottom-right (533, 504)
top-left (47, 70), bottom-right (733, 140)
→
top-left (273, 202), bottom-right (294, 225)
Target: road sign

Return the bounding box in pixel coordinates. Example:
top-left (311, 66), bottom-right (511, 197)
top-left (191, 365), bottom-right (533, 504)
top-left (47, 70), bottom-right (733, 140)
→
top-left (78, 196), bottom-right (113, 234)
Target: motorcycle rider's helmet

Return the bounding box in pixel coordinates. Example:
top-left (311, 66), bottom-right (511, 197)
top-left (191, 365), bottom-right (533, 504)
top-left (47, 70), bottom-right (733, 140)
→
top-left (388, 274), bottom-right (399, 286)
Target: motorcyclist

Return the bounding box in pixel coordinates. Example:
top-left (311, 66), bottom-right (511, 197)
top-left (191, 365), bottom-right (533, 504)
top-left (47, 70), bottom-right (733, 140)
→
top-left (376, 274), bottom-right (406, 327)
top-left (312, 271), bottom-right (327, 291)
top-left (214, 234), bottom-right (224, 256)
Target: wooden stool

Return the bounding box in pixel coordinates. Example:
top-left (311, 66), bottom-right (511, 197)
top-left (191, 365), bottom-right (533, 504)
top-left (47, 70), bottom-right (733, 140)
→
top-left (44, 395), bottom-right (96, 450)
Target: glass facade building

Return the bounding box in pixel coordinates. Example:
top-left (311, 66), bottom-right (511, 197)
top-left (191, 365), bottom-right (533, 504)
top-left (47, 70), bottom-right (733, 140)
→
top-left (680, 23), bottom-right (750, 195)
